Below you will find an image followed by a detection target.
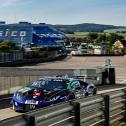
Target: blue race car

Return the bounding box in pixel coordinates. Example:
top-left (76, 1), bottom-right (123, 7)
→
top-left (12, 77), bottom-right (97, 111)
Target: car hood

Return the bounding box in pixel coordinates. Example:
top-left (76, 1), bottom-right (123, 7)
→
top-left (15, 86), bottom-right (64, 100)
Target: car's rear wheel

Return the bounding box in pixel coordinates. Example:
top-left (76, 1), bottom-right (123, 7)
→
top-left (93, 88), bottom-right (97, 95)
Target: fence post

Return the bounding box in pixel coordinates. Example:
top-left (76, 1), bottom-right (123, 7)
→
top-left (74, 102), bottom-right (81, 126)
top-left (123, 90), bottom-right (126, 122)
top-left (23, 115), bottom-right (36, 126)
top-left (0, 120), bottom-right (2, 126)
top-left (104, 95), bottom-right (110, 126)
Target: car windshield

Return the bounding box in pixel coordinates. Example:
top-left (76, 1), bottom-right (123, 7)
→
top-left (30, 78), bottom-right (68, 90)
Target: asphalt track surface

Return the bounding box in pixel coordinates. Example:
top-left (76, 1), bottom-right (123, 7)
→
top-left (20, 56), bottom-right (126, 78)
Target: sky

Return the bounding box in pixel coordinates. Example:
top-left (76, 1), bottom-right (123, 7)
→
top-left (0, 0), bottom-right (126, 26)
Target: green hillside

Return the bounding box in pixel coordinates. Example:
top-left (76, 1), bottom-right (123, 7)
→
top-left (52, 23), bottom-right (125, 33)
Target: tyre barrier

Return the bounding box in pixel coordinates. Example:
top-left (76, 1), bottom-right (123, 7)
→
top-left (109, 68), bottom-right (115, 85)
top-left (102, 67), bottom-right (115, 85)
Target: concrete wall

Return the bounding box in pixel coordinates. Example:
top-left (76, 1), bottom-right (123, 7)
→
top-left (0, 68), bottom-right (104, 95)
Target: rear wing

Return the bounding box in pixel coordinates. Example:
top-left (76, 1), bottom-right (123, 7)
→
top-left (73, 75), bottom-right (98, 82)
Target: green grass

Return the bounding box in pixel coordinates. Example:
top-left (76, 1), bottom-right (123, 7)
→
top-left (104, 28), bottom-right (126, 39)
top-left (66, 30), bottom-right (126, 39)
top-left (65, 32), bottom-right (88, 38)
top-left (66, 32), bottom-right (104, 38)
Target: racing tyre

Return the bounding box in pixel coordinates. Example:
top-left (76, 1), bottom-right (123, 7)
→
top-left (93, 88), bottom-right (97, 95)
top-left (85, 92), bottom-right (88, 96)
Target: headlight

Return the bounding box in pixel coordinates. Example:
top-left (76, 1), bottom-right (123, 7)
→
top-left (13, 93), bottom-right (16, 97)
top-left (15, 102), bottom-right (18, 106)
top-left (15, 93), bottom-right (21, 100)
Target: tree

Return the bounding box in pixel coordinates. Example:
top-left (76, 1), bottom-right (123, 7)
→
top-left (112, 40), bottom-right (124, 54)
top-left (87, 32), bottom-right (98, 44)
top-left (107, 33), bottom-right (124, 45)
top-left (106, 33), bottom-right (124, 54)
top-left (0, 41), bottom-right (20, 52)
top-left (87, 32), bottom-right (98, 40)
top-left (97, 33), bottom-right (107, 42)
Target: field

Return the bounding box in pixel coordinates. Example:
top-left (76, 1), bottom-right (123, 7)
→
top-left (104, 28), bottom-right (126, 39)
top-left (66, 29), bottom-right (126, 39)
top-left (66, 32), bottom-right (89, 38)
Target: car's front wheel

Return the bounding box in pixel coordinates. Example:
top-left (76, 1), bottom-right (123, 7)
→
top-left (93, 88), bottom-right (97, 95)
top-left (85, 92), bottom-right (88, 96)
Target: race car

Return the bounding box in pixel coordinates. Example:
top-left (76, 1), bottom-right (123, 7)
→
top-left (12, 77), bottom-right (97, 111)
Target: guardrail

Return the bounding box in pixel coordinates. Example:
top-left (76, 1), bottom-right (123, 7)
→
top-left (0, 52), bottom-right (23, 63)
top-left (0, 89), bottom-right (126, 126)
top-left (0, 53), bottom-right (67, 67)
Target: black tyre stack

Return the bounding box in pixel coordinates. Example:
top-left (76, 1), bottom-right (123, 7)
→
top-left (108, 68), bottom-right (115, 84)
top-left (102, 67), bottom-right (115, 85)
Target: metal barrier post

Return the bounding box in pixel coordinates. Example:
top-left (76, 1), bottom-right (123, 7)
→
top-left (0, 121), bottom-right (2, 126)
top-left (123, 90), bottom-right (126, 122)
top-left (104, 95), bottom-right (110, 126)
top-left (74, 102), bottom-right (81, 126)
top-left (23, 115), bottom-right (36, 126)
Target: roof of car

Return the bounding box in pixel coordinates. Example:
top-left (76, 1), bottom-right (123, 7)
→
top-left (38, 77), bottom-right (76, 81)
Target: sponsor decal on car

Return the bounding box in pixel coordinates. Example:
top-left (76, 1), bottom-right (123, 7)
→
top-left (49, 96), bottom-right (60, 102)
top-left (18, 87), bottom-right (32, 93)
